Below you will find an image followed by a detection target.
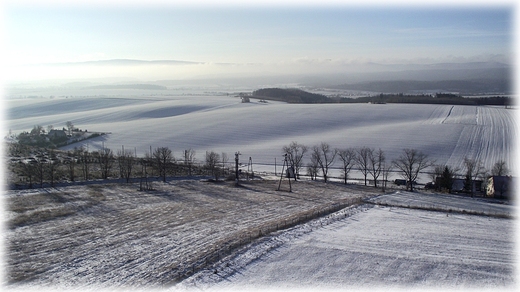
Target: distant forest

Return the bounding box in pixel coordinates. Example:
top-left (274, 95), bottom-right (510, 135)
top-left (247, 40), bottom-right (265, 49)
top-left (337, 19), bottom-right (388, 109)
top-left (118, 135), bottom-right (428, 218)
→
top-left (251, 88), bottom-right (330, 103)
top-left (251, 88), bottom-right (513, 106)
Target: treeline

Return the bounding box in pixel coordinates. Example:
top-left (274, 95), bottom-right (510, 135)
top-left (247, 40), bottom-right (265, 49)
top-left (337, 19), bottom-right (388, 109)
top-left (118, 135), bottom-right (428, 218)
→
top-left (281, 141), bottom-right (510, 196)
top-left (251, 88), bottom-right (330, 103)
top-left (13, 123), bottom-right (103, 149)
top-left (340, 93), bottom-right (513, 106)
top-left (6, 139), bottom-right (510, 197)
top-left (7, 143), bottom-right (236, 190)
top-left (250, 87), bottom-right (513, 106)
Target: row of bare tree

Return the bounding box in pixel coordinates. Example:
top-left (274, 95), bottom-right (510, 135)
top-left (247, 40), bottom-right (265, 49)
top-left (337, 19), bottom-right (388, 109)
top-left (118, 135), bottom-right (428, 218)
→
top-left (9, 140), bottom-right (509, 193)
top-left (282, 141), bottom-right (509, 193)
top-left (282, 141), bottom-right (431, 191)
top-left (8, 143), bottom-right (232, 189)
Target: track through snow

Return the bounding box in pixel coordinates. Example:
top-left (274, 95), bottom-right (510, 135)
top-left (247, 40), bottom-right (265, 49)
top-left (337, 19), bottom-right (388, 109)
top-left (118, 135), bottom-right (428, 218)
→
top-left (177, 202), bottom-right (515, 290)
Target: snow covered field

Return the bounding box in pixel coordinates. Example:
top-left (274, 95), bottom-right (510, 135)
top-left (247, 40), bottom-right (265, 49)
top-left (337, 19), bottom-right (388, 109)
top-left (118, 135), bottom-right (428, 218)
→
top-left (4, 93), bottom-right (517, 179)
top-left (4, 179), bottom-right (380, 289)
top-left (3, 91), bottom-right (517, 290)
top-left (177, 192), bottom-right (516, 291)
top-left (5, 179), bottom-right (515, 290)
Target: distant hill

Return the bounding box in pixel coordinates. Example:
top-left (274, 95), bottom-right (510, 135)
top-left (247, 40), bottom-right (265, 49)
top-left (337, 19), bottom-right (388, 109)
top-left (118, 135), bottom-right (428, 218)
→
top-left (250, 87), bottom-right (512, 106)
top-left (333, 79), bottom-right (510, 95)
top-left (252, 88), bottom-right (331, 103)
top-left (340, 93), bottom-right (512, 106)
top-left (82, 84), bottom-right (167, 90)
top-left (52, 59), bottom-right (202, 66)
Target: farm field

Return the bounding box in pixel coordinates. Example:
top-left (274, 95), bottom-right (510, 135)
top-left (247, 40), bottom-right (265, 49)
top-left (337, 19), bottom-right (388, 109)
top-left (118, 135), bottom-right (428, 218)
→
top-left (3, 91), bottom-right (517, 290)
top-left (4, 93), bottom-right (517, 180)
top-left (177, 191), bottom-right (516, 291)
top-left (4, 179), bottom-right (379, 288)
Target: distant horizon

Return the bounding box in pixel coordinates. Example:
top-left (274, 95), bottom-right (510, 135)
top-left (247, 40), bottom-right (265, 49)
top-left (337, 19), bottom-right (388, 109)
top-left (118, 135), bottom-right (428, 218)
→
top-left (3, 1), bottom-right (513, 83)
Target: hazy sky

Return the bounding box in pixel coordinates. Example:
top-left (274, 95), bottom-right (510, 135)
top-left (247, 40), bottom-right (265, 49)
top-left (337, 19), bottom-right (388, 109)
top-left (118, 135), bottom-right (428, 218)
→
top-left (2, 1), bottom-right (515, 82)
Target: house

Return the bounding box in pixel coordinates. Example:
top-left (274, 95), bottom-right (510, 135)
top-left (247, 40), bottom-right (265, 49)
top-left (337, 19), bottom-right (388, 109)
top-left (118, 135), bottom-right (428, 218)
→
top-left (48, 129), bottom-right (67, 139)
top-left (435, 177), bottom-right (483, 193)
top-left (487, 176), bottom-right (515, 199)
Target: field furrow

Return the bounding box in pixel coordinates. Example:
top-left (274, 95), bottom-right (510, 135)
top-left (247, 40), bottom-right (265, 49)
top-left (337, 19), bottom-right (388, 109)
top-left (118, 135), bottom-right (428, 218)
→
top-left (6, 179), bottom-right (377, 288)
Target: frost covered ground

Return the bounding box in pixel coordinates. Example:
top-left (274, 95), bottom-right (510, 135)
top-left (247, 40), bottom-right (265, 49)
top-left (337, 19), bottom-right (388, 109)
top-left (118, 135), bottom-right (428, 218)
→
top-left (3, 91), bottom-right (517, 291)
top-left (176, 191), bottom-right (516, 291)
top-left (3, 176), bottom-right (516, 291)
top-left (4, 94), bottom-right (517, 178)
top-left (4, 179), bottom-right (379, 289)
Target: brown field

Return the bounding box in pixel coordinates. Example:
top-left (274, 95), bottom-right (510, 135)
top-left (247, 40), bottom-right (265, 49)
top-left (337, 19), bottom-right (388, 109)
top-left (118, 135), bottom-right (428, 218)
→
top-left (5, 179), bottom-right (380, 288)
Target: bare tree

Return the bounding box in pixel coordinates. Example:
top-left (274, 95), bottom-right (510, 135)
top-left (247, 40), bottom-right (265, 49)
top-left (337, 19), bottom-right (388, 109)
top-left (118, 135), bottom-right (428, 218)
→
top-left (117, 148), bottom-right (135, 183)
top-left (491, 160), bottom-right (509, 176)
top-left (205, 151), bottom-right (221, 180)
top-left (221, 152), bottom-right (229, 176)
top-left (65, 149), bottom-right (80, 182)
top-left (368, 148), bottom-right (385, 188)
top-left (306, 156), bottom-right (320, 181)
top-left (66, 121), bottom-right (74, 136)
top-left (46, 150), bottom-right (60, 187)
top-left (337, 148), bottom-right (356, 184)
top-left (153, 147), bottom-right (173, 182)
top-left (463, 157), bottom-right (486, 196)
top-left (356, 147), bottom-right (372, 186)
top-left (311, 142), bottom-right (337, 182)
top-left (34, 156), bottom-right (46, 187)
top-left (30, 125), bottom-right (43, 136)
top-left (392, 148), bottom-right (435, 192)
top-left (282, 141), bottom-right (308, 180)
top-left (184, 148), bottom-right (197, 176)
top-left (94, 148), bottom-right (115, 180)
top-left (139, 153), bottom-right (154, 191)
top-left (81, 149), bottom-right (91, 181)
top-left (20, 161), bottom-right (35, 188)
top-left (381, 162), bottom-right (392, 192)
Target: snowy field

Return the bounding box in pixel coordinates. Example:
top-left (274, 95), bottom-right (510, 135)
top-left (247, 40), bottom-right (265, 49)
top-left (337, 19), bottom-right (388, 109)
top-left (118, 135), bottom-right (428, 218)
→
top-left (4, 93), bottom-right (517, 179)
top-left (3, 90), bottom-right (517, 290)
top-left (4, 179), bottom-right (380, 289)
top-left (5, 179), bottom-right (515, 291)
top-left (177, 192), bottom-right (516, 291)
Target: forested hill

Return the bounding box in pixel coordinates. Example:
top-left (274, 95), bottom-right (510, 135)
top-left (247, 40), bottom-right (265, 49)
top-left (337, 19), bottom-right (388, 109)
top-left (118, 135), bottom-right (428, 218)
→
top-left (333, 79), bottom-right (510, 95)
top-left (251, 88), bottom-right (330, 103)
top-left (250, 88), bottom-right (512, 106)
top-left (342, 93), bottom-right (513, 106)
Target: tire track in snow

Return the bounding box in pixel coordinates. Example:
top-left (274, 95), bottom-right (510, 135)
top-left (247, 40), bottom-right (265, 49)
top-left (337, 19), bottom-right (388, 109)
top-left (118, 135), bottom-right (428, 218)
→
top-left (441, 105), bottom-right (455, 124)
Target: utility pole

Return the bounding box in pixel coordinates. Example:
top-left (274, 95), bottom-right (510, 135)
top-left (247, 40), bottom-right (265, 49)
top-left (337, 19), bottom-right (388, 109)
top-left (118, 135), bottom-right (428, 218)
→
top-left (235, 152), bottom-right (241, 186)
top-left (247, 157), bottom-right (254, 180)
top-left (275, 157), bottom-right (277, 176)
top-left (277, 154), bottom-right (292, 192)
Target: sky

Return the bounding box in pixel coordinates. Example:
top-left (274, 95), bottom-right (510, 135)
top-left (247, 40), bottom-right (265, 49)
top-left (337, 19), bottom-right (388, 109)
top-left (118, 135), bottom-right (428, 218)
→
top-left (1, 0), bottom-right (516, 82)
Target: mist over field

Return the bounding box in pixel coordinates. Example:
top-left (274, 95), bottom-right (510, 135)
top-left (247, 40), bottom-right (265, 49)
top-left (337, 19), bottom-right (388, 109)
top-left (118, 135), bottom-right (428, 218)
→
top-left (5, 58), bottom-right (511, 91)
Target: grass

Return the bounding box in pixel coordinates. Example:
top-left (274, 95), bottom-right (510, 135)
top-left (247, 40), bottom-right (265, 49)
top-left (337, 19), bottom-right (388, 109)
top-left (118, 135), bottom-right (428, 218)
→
top-left (7, 187), bottom-right (106, 229)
